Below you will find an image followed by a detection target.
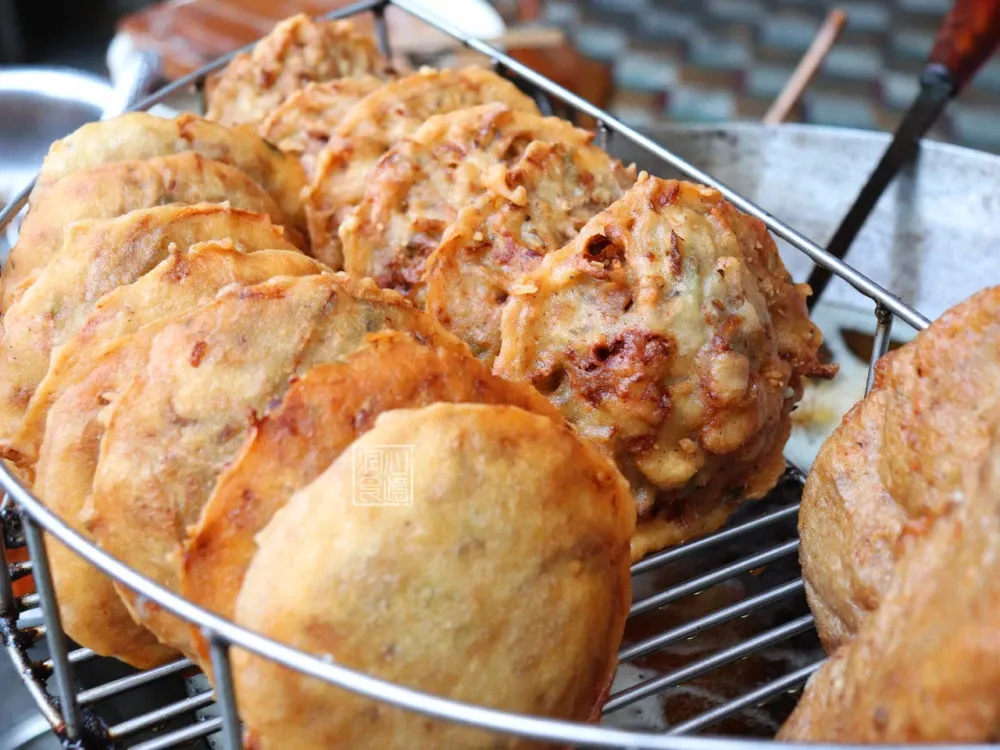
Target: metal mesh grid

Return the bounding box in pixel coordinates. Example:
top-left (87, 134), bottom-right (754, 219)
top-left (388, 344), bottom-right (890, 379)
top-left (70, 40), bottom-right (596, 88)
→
top-left (0, 0), bottom-right (935, 747)
top-left (3, 482), bottom-right (822, 748)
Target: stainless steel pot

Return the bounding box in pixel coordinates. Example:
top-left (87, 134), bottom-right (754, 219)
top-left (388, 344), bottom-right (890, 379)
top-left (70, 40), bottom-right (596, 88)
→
top-left (0, 67), bottom-right (118, 256)
top-left (618, 122), bottom-right (1000, 323)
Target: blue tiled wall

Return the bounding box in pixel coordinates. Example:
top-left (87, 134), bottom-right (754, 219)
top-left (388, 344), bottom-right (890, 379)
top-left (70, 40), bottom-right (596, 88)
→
top-left (529, 0), bottom-right (1000, 152)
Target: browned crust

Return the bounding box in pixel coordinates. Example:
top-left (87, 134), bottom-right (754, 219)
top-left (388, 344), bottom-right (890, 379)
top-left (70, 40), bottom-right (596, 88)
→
top-left (781, 423), bottom-right (1000, 742)
top-left (798, 286), bottom-right (1000, 650)
top-left (205, 15), bottom-right (386, 128)
top-left (423, 139), bottom-right (635, 364)
top-left (182, 329), bottom-right (562, 664)
top-left (32, 243), bottom-right (322, 668)
top-left (31, 112), bottom-right (308, 229)
top-left (338, 104), bottom-right (593, 297)
top-left (494, 174), bottom-right (829, 560)
top-left (1, 153), bottom-right (299, 312)
top-left (257, 75), bottom-right (384, 178)
top-left (85, 274), bottom-right (468, 664)
top-left (0, 204), bottom-right (301, 468)
top-left (303, 69), bottom-right (539, 270)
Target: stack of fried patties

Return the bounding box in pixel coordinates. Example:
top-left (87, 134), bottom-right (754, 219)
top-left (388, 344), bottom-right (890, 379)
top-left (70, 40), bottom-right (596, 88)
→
top-left (780, 286), bottom-right (1000, 743)
top-left (0, 111), bottom-right (633, 749)
top-left (210, 14), bottom-right (831, 560)
top-left (0, 13), bottom-right (831, 749)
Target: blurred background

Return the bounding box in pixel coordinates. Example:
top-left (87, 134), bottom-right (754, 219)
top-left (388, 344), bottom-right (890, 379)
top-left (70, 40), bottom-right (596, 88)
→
top-left (2, 0), bottom-right (999, 151)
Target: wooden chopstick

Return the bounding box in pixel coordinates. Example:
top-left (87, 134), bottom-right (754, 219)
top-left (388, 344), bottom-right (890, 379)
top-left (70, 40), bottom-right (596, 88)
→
top-left (406, 25), bottom-right (565, 59)
top-left (763, 9), bottom-right (848, 125)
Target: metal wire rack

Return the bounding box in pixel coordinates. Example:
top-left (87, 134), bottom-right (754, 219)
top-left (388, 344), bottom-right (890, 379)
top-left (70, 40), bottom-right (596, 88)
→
top-left (0, 0), bottom-right (940, 747)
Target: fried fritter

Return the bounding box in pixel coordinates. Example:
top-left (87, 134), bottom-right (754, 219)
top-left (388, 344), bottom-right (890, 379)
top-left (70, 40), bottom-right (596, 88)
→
top-left (31, 113), bottom-right (307, 228)
top-left (87, 275), bottom-right (466, 663)
top-left (780, 428), bottom-right (1000, 743)
top-left (0, 204), bottom-right (299, 467)
top-left (182, 330), bottom-right (560, 665)
top-left (33, 242), bottom-right (322, 668)
top-left (797, 386), bottom-right (902, 652)
top-left (339, 104), bottom-right (592, 301)
top-left (38, 344), bottom-right (181, 669)
top-left (424, 139), bottom-right (635, 364)
top-left (233, 403), bottom-right (634, 750)
top-left (18, 236), bottom-right (321, 472)
top-left (878, 289), bottom-right (1000, 519)
top-left (494, 174), bottom-right (831, 561)
top-left (305, 68), bottom-right (539, 269)
top-left (799, 286), bottom-right (1000, 650)
top-left (205, 15), bottom-right (385, 128)
top-left (257, 76), bottom-right (384, 178)
top-left (1, 153), bottom-right (297, 312)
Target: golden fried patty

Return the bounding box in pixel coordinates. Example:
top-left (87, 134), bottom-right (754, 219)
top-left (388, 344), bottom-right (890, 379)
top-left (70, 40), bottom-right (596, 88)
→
top-left (304, 68), bottom-right (539, 269)
top-left (799, 286), bottom-right (1000, 651)
top-left (339, 104), bottom-right (593, 301)
top-left (258, 75), bottom-right (384, 177)
top-left (1, 153), bottom-right (297, 312)
top-left (494, 174), bottom-right (831, 560)
top-left (781, 426), bottom-right (1000, 743)
top-left (424, 139), bottom-right (635, 364)
top-left (182, 330), bottom-right (560, 665)
top-left (86, 275), bottom-right (466, 665)
top-left (0, 204), bottom-right (299, 467)
top-left (233, 403), bottom-right (634, 750)
top-left (31, 112), bottom-right (307, 228)
top-left (33, 243), bottom-right (322, 669)
top-left (205, 15), bottom-right (385, 128)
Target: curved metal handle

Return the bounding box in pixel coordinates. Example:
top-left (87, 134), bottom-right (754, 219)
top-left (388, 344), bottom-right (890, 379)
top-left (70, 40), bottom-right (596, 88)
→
top-left (103, 49), bottom-right (160, 118)
top-left (928, 0), bottom-right (1000, 92)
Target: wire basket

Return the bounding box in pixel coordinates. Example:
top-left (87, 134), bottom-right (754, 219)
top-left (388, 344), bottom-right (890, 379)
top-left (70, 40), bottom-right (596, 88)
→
top-left (0, 0), bottom-right (935, 747)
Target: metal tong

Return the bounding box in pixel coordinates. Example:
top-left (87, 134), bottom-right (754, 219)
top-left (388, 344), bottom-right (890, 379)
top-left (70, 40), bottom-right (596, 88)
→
top-left (808, 0), bottom-right (1000, 309)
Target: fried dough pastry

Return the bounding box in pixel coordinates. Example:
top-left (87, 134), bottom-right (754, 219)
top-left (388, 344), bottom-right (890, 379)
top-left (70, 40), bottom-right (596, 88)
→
top-left (424, 139), bottom-right (635, 363)
top-left (38, 343), bottom-right (182, 669)
top-left (87, 275), bottom-right (466, 662)
top-left (233, 403), bottom-right (634, 750)
top-left (0, 204), bottom-right (299, 467)
top-left (780, 429), bottom-right (1000, 743)
top-left (494, 174), bottom-right (830, 561)
top-left (305, 68), bottom-right (539, 269)
top-left (18, 241), bottom-right (317, 472)
top-left (1, 153), bottom-right (295, 312)
top-left (340, 104), bottom-right (592, 300)
top-left (205, 15), bottom-right (385, 128)
top-left (258, 76), bottom-right (384, 177)
top-left (33, 243), bottom-right (321, 668)
top-left (31, 113), bottom-right (307, 228)
top-left (797, 387), bottom-right (903, 652)
top-left (800, 286), bottom-right (1000, 650)
top-left (183, 330), bottom-right (560, 664)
